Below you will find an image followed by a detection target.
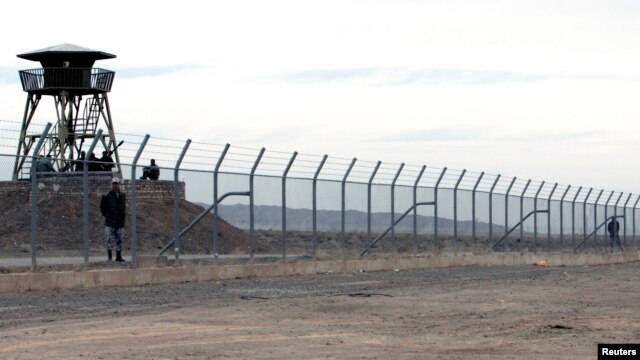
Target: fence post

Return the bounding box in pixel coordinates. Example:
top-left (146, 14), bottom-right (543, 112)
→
top-left (571, 186), bottom-right (583, 253)
top-left (504, 177), bottom-right (517, 250)
top-left (559, 185), bottom-right (571, 245)
top-left (130, 134), bottom-right (150, 268)
top-left (172, 139), bottom-right (191, 263)
top-left (489, 175), bottom-right (501, 241)
top-left (519, 180), bottom-right (531, 242)
top-left (613, 192), bottom-right (623, 250)
top-left (471, 172), bottom-right (484, 242)
top-left (281, 151), bottom-right (298, 259)
top-left (547, 183), bottom-right (558, 244)
top-left (341, 158), bottom-right (357, 250)
top-left (593, 190), bottom-right (603, 247)
top-left (581, 187), bottom-right (593, 251)
top-left (30, 122), bottom-right (52, 270)
top-left (604, 191), bottom-right (614, 240)
top-left (434, 168), bottom-right (447, 250)
top-left (213, 143), bottom-right (230, 260)
top-left (367, 161), bottom-right (382, 250)
top-left (532, 182), bottom-right (545, 252)
top-left (390, 163), bottom-right (404, 251)
top-left (633, 196), bottom-right (640, 250)
top-left (312, 155), bottom-right (328, 258)
top-left (453, 170), bottom-right (466, 247)
top-left (83, 129), bottom-right (103, 264)
top-left (249, 148), bottom-right (265, 259)
top-left (623, 193), bottom-right (631, 246)
top-left (413, 165), bottom-right (426, 255)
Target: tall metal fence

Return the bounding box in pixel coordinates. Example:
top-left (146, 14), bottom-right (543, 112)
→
top-left (0, 119), bottom-right (637, 269)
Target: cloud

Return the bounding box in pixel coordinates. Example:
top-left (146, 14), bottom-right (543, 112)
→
top-left (113, 64), bottom-right (205, 79)
top-left (276, 68), bottom-right (549, 85)
top-left (572, 74), bottom-right (640, 83)
top-left (277, 67), bottom-right (640, 86)
top-left (374, 128), bottom-right (482, 142)
top-left (280, 68), bottom-right (379, 82)
top-left (499, 131), bottom-right (600, 142)
top-left (242, 126), bottom-right (318, 144)
top-left (384, 68), bottom-right (548, 85)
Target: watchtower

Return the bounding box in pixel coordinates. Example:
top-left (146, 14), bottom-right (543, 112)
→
top-left (13, 43), bottom-right (121, 180)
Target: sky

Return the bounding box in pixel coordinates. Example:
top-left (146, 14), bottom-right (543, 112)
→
top-left (0, 0), bottom-right (639, 193)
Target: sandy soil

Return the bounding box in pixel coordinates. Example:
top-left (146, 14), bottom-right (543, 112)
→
top-left (1, 262), bottom-right (639, 359)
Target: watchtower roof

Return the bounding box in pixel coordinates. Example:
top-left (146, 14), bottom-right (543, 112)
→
top-left (17, 43), bottom-right (116, 62)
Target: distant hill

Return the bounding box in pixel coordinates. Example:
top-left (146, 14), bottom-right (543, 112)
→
top-left (216, 204), bottom-right (503, 235)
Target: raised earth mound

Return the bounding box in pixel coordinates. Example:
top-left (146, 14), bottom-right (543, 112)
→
top-left (0, 189), bottom-right (247, 257)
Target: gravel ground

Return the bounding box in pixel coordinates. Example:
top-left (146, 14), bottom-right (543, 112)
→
top-left (1, 262), bottom-right (639, 359)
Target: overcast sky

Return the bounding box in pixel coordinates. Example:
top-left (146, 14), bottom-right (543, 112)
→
top-left (0, 0), bottom-right (639, 192)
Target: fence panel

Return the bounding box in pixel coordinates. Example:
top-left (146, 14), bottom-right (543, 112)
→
top-left (0, 119), bottom-right (637, 268)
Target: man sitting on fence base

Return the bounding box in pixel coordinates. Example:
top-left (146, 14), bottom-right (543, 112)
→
top-left (140, 159), bottom-right (160, 180)
top-left (607, 218), bottom-right (623, 250)
top-left (36, 155), bottom-right (56, 173)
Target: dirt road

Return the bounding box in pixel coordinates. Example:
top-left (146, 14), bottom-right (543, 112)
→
top-left (1, 262), bottom-right (638, 359)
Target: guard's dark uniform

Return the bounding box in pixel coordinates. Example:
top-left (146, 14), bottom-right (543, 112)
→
top-left (100, 185), bottom-right (126, 260)
top-left (607, 219), bottom-right (622, 250)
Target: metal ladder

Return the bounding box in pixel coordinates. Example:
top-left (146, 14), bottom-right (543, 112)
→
top-left (82, 97), bottom-right (101, 135)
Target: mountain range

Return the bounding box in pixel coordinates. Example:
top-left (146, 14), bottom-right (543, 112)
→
top-left (213, 203), bottom-right (504, 236)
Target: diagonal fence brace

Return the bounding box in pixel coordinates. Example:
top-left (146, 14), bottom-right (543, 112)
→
top-left (361, 201), bottom-right (435, 256)
top-left (158, 191), bottom-right (250, 255)
top-left (492, 209), bottom-right (549, 250)
top-left (575, 215), bottom-right (624, 251)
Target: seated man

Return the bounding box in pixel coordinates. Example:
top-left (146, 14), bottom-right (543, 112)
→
top-left (99, 150), bottom-right (115, 172)
top-left (140, 159), bottom-right (160, 180)
top-left (36, 155), bottom-right (56, 173)
top-left (74, 151), bottom-right (87, 172)
top-left (87, 153), bottom-right (102, 172)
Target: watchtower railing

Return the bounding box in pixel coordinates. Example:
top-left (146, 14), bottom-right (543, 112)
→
top-left (19, 68), bottom-right (115, 93)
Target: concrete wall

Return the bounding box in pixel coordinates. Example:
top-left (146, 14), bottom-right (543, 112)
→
top-left (0, 174), bottom-right (185, 203)
top-left (0, 252), bottom-right (637, 293)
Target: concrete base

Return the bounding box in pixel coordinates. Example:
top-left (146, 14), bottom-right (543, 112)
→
top-left (136, 255), bottom-right (168, 268)
top-left (1, 252), bottom-right (638, 293)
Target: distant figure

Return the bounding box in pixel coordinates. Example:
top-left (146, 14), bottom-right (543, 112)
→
top-left (74, 151), bottom-right (86, 172)
top-left (100, 177), bottom-right (126, 262)
top-left (35, 155), bottom-right (56, 173)
top-left (140, 159), bottom-right (160, 180)
top-left (607, 218), bottom-right (623, 250)
top-left (87, 153), bottom-right (101, 172)
top-left (99, 150), bottom-right (115, 172)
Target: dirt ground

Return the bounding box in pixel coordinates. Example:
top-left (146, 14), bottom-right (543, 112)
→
top-left (1, 262), bottom-right (639, 359)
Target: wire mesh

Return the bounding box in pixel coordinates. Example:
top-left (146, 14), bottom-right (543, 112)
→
top-left (0, 119), bottom-right (638, 268)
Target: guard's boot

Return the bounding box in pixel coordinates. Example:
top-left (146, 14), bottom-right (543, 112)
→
top-left (108, 250), bottom-right (113, 262)
top-left (115, 251), bottom-right (125, 262)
